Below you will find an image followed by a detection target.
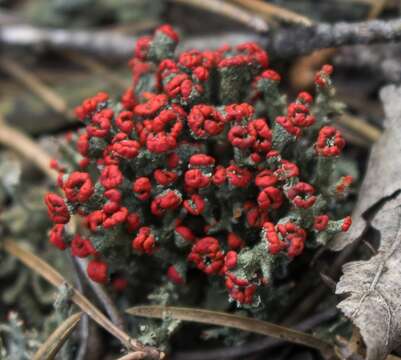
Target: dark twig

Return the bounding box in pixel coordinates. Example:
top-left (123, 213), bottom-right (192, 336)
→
top-left (1, 18), bottom-right (401, 60)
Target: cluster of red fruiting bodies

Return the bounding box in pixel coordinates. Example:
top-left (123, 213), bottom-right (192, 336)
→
top-left (45, 25), bottom-right (352, 305)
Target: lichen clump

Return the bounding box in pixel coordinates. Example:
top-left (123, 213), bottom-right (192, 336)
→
top-left (45, 25), bottom-right (352, 306)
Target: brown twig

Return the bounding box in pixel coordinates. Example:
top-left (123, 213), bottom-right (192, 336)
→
top-left (171, 0), bottom-right (268, 33)
top-left (230, 0), bottom-right (313, 26)
top-left (0, 57), bottom-right (73, 119)
top-left (2, 239), bottom-right (162, 359)
top-left (126, 305), bottom-right (337, 359)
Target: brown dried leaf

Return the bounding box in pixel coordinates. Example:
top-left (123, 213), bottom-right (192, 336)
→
top-left (336, 192), bottom-right (401, 360)
top-left (329, 85), bottom-right (401, 251)
top-left (335, 85), bottom-right (401, 360)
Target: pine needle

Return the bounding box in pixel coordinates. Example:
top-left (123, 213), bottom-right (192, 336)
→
top-left (126, 305), bottom-right (336, 359)
top-left (33, 312), bottom-right (82, 360)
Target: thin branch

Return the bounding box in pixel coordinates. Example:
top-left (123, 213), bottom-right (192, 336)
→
top-left (269, 17), bottom-right (401, 58)
top-left (32, 312), bottom-right (82, 360)
top-left (230, 0), bottom-right (313, 26)
top-left (126, 305), bottom-right (337, 359)
top-left (2, 18), bottom-right (401, 60)
top-left (171, 0), bottom-right (268, 33)
top-left (2, 239), bottom-right (162, 360)
top-left (0, 24), bottom-right (259, 59)
top-left (0, 57), bottom-right (73, 119)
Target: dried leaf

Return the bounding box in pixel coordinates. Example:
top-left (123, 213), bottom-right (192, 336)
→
top-left (329, 85), bottom-right (401, 251)
top-left (336, 192), bottom-right (401, 360)
top-left (335, 85), bottom-right (401, 360)
top-left (32, 312), bottom-right (82, 360)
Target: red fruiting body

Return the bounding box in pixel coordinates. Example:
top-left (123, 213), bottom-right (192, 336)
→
top-left (316, 126), bottom-right (345, 157)
top-left (342, 216), bottom-right (352, 232)
top-left (255, 170), bottom-right (277, 188)
top-left (260, 69), bottom-right (281, 82)
top-left (314, 215), bottom-right (329, 231)
top-left (132, 227), bottom-right (156, 254)
top-left (87, 109), bottom-right (113, 138)
top-left (132, 177), bottom-right (152, 200)
top-left (151, 190), bottom-right (182, 216)
top-left (103, 206), bottom-right (128, 228)
top-left (100, 165), bottom-right (123, 189)
top-left (45, 25), bottom-right (352, 306)
top-left (287, 182), bottom-right (317, 209)
top-left (126, 212), bottom-right (141, 232)
top-left (226, 165), bottom-right (252, 188)
top-left (188, 105), bottom-right (225, 138)
top-left (167, 265), bottom-right (184, 284)
top-left (45, 193), bottom-right (70, 224)
top-left (263, 222), bottom-right (306, 257)
top-left (336, 175), bottom-right (353, 193)
top-left (87, 260), bottom-right (108, 283)
top-left (188, 237), bottom-right (225, 275)
top-left (257, 187), bottom-right (283, 210)
top-left (49, 224), bottom-right (68, 250)
top-left (183, 194), bottom-right (205, 215)
top-left (227, 232), bottom-right (243, 250)
top-left (112, 277), bottom-right (128, 292)
top-left (63, 172), bottom-right (94, 203)
top-left (75, 92), bottom-right (109, 121)
top-left (224, 251), bottom-right (238, 270)
top-left (175, 226), bottom-right (196, 243)
top-left (71, 235), bottom-right (95, 258)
